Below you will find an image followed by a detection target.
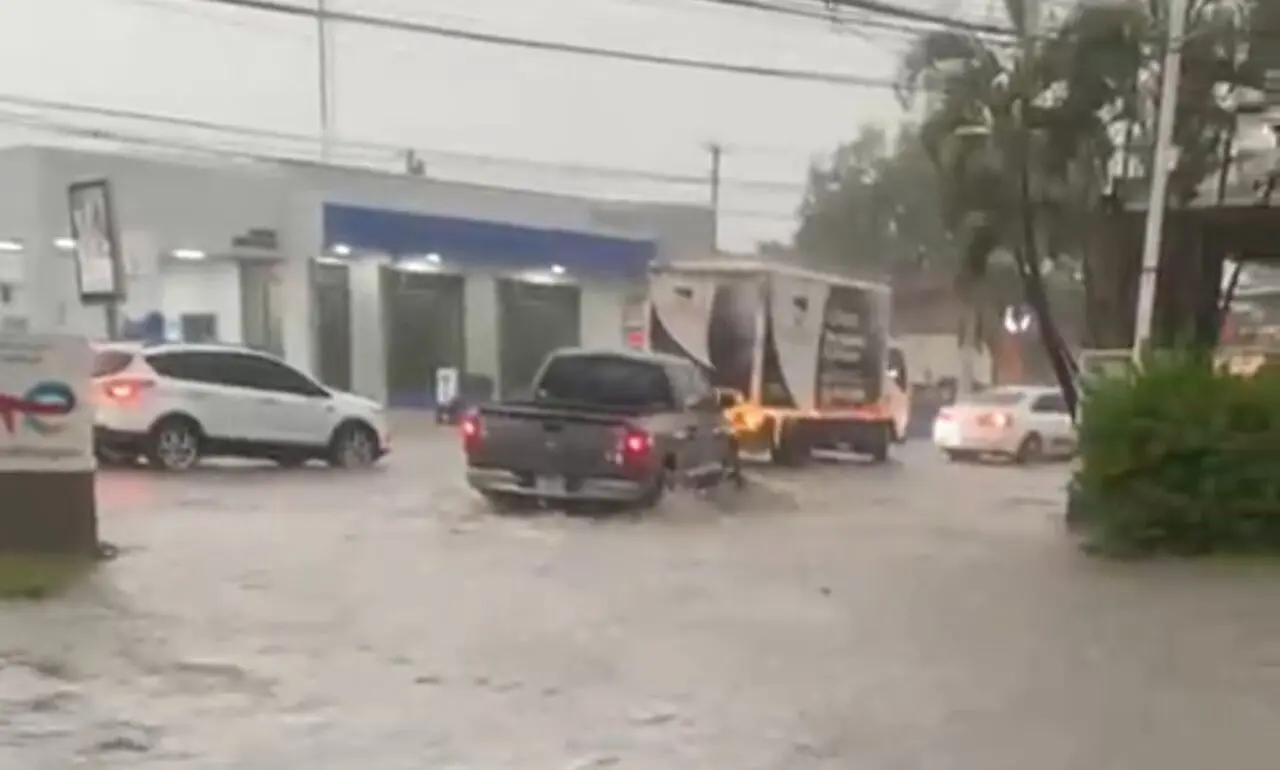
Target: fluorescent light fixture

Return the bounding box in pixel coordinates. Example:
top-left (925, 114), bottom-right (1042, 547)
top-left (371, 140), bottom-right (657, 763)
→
top-left (332, 243), bottom-right (352, 256)
top-left (171, 248), bottom-right (206, 260)
top-left (0, 240), bottom-right (23, 252)
top-left (54, 237), bottom-right (75, 251)
top-left (425, 252), bottom-right (441, 264)
top-left (314, 254), bottom-right (345, 266)
top-left (550, 264), bottom-right (566, 275)
top-left (398, 258), bottom-right (437, 273)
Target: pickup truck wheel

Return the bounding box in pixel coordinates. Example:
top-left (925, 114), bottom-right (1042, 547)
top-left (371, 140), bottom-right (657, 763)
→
top-left (724, 441), bottom-right (746, 490)
top-left (636, 464), bottom-right (671, 510)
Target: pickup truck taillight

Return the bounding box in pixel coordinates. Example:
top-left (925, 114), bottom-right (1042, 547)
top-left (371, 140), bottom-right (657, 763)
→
top-left (460, 412), bottom-right (484, 455)
top-left (615, 426), bottom-right (653, 468)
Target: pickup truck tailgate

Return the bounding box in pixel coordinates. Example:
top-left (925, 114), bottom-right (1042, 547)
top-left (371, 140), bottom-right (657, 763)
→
top-left (471, 406), bottom-right (630, 477)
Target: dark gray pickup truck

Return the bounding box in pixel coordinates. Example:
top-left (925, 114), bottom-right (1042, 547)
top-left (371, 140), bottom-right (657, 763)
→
top-left (463, 348), bottom-right (739, 511)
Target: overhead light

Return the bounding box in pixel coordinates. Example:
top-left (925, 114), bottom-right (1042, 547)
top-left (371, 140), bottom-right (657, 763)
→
top-left (425, 252), bottom-right (441, 264)
top-left (398, 258), bottom-right (437, 273)
top-left (171, 248), bottom-right (206, 260)
top-left (550, 264), bottom-right (566, 275)
top-left (0, 240), bottom-right (23, 253)
top-left (54, 237), bottom-right (75, 251)
top-left (332, 243), bottom-right (352, 256)
top-left (314, 254), bottom-right (345, 266)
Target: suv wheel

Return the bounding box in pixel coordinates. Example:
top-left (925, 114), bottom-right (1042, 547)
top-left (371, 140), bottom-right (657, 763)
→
top-left (146, 417), bottom-right (201, 472)
top-left (328, 423), bottom-right (379, 469)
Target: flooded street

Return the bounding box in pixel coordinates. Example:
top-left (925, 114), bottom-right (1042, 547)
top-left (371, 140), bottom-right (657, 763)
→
top-left (4, 421), bottom-right (1280, 769)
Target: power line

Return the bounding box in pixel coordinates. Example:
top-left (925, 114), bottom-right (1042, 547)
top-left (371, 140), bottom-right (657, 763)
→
top-left (683, 0), bottom-right (1009, 39)
top-left (0, 92), bottom-right (806, 192)
top-left (170, 0), bottom-right (898, 87)
top-left (806, 0), bottom-right (1013, 36)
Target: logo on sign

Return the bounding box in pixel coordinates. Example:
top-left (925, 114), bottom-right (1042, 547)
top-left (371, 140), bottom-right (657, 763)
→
top-left (0, 381), bottom-right (77, 435)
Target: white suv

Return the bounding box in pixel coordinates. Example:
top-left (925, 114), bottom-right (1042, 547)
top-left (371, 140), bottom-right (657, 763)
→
top-left (92, 342), bottom-right (390, 472)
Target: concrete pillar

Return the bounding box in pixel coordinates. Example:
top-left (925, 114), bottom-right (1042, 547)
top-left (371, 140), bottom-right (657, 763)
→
top-left (277, 254), bottom-right (314, 372)
top-left (278, 195), bottom-right (323, 373)
top-left (463, 273), bottom-right (500, 392)
top-left (28, 164), bottom-right (75, 335)
top-left (580, 281), bottom-right (627, 350)
top-left (349, 257), bottom-right (388, 403)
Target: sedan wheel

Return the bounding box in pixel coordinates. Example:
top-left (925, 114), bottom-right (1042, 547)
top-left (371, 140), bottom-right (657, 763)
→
top-left (1015, 433), bottom-right (1044, 465)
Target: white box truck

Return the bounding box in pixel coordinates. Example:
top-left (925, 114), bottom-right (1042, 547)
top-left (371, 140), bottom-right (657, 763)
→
top-left (645, 259), bottom-right (908, 464)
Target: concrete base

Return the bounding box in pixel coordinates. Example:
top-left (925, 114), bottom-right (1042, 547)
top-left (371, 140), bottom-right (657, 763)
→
top-left (0, 471), bottom-right (98, 556)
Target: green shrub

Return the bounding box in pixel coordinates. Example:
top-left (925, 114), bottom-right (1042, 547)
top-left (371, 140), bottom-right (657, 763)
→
top-left (1074, 349), bottom-right (1280, 556)
top-left (0, 554), bottom-right (95, 599)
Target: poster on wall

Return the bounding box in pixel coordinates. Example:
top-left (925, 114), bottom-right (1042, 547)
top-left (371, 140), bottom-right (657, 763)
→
top-left (0, 332), bottom-right (93, 472)
top-left (67, 179), bottom-right (124, 304)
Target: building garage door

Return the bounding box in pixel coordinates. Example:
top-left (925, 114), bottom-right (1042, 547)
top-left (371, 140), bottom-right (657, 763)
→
top-left (313, 261), bottom-right (352, 391)
top-left (498, 279), bottom-right (580, 397)
top-left (381, 268), bottom-right (465, 407)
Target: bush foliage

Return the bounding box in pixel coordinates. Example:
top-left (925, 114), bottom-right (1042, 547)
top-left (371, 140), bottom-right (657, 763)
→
top-left (1073, 350), bottom-right (1280, 556)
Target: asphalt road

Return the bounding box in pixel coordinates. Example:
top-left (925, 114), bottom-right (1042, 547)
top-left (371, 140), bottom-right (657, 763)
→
top-left (3, 420), bottom-right (1280, 769)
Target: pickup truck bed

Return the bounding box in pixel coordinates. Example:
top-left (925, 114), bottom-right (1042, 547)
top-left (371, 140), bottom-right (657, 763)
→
top-left (464, 400), bottom-right (665, 506)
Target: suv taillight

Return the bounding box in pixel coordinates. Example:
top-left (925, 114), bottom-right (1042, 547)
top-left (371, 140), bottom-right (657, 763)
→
top-left (101, 377), bottom-right (154, 404)
top-left (460, 412), bottom-right (483, 455)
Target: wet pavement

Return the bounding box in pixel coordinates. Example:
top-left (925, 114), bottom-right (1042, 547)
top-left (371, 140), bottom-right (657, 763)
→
top-left (4, 420), bottom-right (1280, 769)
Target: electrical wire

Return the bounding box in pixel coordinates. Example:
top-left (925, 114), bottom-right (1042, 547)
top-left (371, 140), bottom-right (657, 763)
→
top-left (0, 92), bottom-right (807, 192)
top-left (167, 0), bottom-right (898, 87)
top-left (805, 0), bottom-right (1012, 36)
top-left (683, 0), bottom-right (1011, 39)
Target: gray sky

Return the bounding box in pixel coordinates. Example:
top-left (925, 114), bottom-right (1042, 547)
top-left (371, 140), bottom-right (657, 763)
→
top-left (0, 0), bottom-right (1003, 249)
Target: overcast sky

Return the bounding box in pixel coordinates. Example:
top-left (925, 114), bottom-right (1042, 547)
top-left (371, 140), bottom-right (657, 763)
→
top-left (0, 0), bottom-right (1004, 249)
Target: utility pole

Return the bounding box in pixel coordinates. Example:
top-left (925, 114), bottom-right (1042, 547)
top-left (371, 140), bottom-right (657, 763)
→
top-left (706, 142), bottom-right (722, 252)
top-left (1132, 0), bottom-right (1189, 360)
top-left (317, 0), bottom-right (335, 162)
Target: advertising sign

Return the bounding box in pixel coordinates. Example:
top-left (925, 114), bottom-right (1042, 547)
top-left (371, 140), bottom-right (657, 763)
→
top-left (816, 285), bottom-right (886, 409)
top-left (67, 179), bottom-right (124, 303)
top-left (1251, 0), bottom-right (1280, 104)
top-left (0, 333), bottom-right (93, 472)
top-left (435, 366), bottom-right (459, 406)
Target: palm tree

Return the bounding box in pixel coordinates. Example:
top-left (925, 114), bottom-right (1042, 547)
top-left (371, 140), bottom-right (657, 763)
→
top-left (896, 0), bottom-right (1256, 418)
top-left (896, 0), bottom-right (1086, 415)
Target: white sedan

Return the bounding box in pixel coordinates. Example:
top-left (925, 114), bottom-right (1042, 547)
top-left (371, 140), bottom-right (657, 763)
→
top-left (931, 385), bottom-right (1075, 463)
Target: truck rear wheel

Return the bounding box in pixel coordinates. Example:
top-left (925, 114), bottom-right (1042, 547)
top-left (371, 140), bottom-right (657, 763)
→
top-left (770, 421), bottom-right (810, 467)
top-left (866, 423), bottom-right (891, 464)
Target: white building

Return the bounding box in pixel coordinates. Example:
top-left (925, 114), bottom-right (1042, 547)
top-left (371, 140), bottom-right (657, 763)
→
top-left (0, 146), bottom-right (714, 405)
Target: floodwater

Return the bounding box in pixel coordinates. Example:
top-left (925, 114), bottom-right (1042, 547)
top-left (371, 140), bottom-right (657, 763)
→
top-left (3, 427), bottom-right (1280, 769)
